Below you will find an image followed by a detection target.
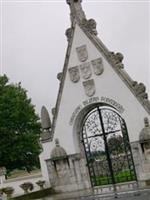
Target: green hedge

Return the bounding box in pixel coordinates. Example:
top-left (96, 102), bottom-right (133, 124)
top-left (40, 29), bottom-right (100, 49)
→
top-left (11, 188), bottom-right (55, 200)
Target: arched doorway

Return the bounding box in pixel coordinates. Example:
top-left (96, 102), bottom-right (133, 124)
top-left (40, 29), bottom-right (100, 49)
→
top-left (81, 105), bottom-right (137, 187)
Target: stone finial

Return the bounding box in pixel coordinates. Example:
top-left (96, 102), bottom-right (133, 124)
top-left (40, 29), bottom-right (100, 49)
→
top-left (41, 106), bottom-right (51, 129)
top-left (66, 0), bottom-right (86, 24)
top-left (66, 1), bottom-right (98, 36)
top-left (67, 0), bottom-right (82, 5)
top-left (51, 138), bottom-right (67, 159)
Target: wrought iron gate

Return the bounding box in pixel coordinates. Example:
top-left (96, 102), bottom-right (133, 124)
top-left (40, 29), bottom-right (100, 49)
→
top-left (82, 106), bottom-right (136, 187)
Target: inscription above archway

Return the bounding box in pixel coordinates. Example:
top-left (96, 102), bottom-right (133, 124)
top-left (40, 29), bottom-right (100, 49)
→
top-left (69, 96), bottom-right (125, 125)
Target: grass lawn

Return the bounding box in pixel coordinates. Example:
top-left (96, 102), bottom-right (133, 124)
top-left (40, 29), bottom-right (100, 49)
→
top-left (7, 169), bottom-right (41, 179)
top-left (92, 170), bottom-right (136, 186)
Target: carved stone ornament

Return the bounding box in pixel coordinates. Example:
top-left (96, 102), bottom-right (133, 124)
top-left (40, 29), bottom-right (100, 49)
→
top-left (80, 62), bottom-right (92, 79)
top-left (68, 66), bottom-right (80, 83)
top-left (57, 72), bottom-right (62, 81)
top-left (83, 79), bottom-right (96, 97)
top-left (109, 52), bottom-right (124, 69)
top-left (132, 81), bottom-right (148, 99)
top-left (82, 18), bottom-right (97, 36)
top-left (65, 28), bottom-right (73, 42)
top-left (76, 45), bottom-right (88, 62)
top-left (41, 106), bottom-right (51, 129)
top-left (91, 57), bottom-right (104, 75)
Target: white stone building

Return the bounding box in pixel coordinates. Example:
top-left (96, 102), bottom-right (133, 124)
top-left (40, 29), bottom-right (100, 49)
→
top-left (39, 0), bottom-right (150, 194)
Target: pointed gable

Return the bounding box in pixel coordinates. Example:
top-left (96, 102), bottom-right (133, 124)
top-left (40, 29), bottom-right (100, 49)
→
top-left (50, 0), bottom-right (149, 154)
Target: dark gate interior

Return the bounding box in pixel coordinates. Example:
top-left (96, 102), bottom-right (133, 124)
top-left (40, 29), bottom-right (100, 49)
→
top-left (82, 106), bottom-right (136, 187)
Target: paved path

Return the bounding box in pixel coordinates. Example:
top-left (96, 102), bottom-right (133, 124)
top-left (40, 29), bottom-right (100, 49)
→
top-left (40, 190), bottom-right (150, 200)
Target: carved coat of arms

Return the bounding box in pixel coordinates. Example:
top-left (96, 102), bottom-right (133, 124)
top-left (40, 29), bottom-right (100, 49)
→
top-left (91, 58), bottom-right (104, 75)
top-left (80, 62), bottom-right (92, 80)
top-left (76, 45), bottom-right (88, 62)
top-left (83, 79), bottom-right (96, 97)
top-left (68, 66), bottom-right (80, 83)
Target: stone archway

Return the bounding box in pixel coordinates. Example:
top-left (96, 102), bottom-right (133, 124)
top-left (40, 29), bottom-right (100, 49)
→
top-left (81, 105), bottom-right (137, 187)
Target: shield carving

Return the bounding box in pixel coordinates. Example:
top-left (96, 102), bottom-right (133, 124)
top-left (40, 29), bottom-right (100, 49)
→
top-left (83, 79), bottom-right (96, 97)
top-left (80, 62), bottom-right (92, 80)
top-left (91, 58), bottom-right (104, 75)
top-left (76, 45), bottom-right (88, 62)
top-left (68, 66), bottom-right (80, 83)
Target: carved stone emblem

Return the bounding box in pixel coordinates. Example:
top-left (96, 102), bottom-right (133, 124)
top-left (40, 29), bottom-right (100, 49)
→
top-left (68, 66), bottom-right (80, 83)
top-left (80, 62), bottom-right (92, 79)
top-left (91, 58), bottom-right (104, 75)
top-left (83, 79), bottom-right (96, 97)
top-left (76, 45), bottom-right (88, 62)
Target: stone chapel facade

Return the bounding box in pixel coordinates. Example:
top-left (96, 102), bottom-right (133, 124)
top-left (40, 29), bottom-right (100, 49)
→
top-left (39, 0), bottom-right (150, 194)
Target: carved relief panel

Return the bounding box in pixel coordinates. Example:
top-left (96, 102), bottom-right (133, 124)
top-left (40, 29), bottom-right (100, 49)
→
top-left (68, 66), bottom-right (80, 83)
top-left (76, 45), bottom-right (88, 62)
top-left (82, 79), bottom-right (96, 97)
top-left (80, 62), bottom-right (92, 79)
top-left (91, 57), bottom-right (104, 75)
top-left (68, 44), bottom-right (105, 97)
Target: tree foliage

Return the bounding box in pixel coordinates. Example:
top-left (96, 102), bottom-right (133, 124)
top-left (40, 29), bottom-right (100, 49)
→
top-left (0, 75), bottom-right (41, 173)
top-left (107, 135), bottom-right (124, 155)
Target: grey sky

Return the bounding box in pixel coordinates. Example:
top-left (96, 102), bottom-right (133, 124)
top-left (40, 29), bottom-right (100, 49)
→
top-left (1, 0), bottom-right (149, 117)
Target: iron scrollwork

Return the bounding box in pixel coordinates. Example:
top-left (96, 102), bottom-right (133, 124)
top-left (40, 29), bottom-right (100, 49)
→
top-left (82, 106), bottom-right (137, 186)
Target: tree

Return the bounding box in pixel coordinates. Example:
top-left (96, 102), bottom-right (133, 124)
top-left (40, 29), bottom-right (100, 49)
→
top-left (0, 75), bottom-right (41, 174)
top-left (107, 135), bottom-right (124, 155)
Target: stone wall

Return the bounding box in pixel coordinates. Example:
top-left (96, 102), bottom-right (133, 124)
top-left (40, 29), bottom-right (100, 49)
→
top-left (131, 141), bottom-right (150, 187)
top-left (46, 153), bottom-right (91, 192)
top-left (0, 173), bottom-right (44, 197)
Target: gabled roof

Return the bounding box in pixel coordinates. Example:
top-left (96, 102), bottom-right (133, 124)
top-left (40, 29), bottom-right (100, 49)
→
top-left (51, 0), bottom-right (150, 140)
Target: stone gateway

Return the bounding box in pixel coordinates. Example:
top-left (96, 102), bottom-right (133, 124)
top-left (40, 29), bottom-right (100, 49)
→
top-left (39, 0), bottom-right (150, 195)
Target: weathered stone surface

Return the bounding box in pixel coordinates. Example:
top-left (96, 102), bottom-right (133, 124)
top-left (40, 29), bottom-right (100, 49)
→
top-left (41, 106), bottom-right (51, 129)
top-left (132, 82), bottom-right (148, 99)
top-left (65, 28), bottom-right (73, 42)
top-left (139, 118), bottom-right (150, 143)
top-left (51, 139), bottom-right (67, 159)
top-left (46, 153), bottom-right (90, 192)
top-left (82, 18), bottom-right (97, 35)
top-left (109, 52), bottom-right (124, 69)
top-left (57, 72), bottom-right (62, 81)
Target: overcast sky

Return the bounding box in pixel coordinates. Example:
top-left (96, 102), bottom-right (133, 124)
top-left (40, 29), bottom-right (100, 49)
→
top-left (0, 0), bottom-right (149, 118)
